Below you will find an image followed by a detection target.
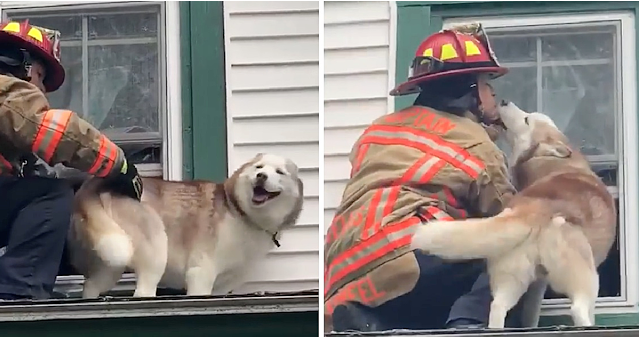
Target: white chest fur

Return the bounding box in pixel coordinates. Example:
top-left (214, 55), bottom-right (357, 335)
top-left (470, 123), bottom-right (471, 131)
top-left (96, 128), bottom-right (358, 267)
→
top-left (158, 212), bottom-right (277, 295)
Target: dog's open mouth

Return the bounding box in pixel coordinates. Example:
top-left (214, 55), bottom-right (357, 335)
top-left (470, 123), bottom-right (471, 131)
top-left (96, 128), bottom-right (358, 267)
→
top-left (494, 118), bottom-right (507, 130)
top-left (252, 186), bottom-right (281, 205)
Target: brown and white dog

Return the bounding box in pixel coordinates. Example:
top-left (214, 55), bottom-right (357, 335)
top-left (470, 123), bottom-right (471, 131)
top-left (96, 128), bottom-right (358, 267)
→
top-left (410, 101), bottom-right (616, 328)
top-left (67, 153), bottom-right (304, 298)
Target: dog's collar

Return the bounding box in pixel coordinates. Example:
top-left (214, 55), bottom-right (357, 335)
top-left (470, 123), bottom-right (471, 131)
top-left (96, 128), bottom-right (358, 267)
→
top-left (271, 232), bottom-right (281, 247)
top-left (220, 185), bottom-right (282, 248)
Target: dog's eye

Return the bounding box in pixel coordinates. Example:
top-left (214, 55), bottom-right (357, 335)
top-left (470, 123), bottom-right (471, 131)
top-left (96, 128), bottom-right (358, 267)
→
top-left (276, 169), bottom-right (285, 175)
top-left (524, 117), bottom-right (529, 125)
top-left (256, 165), bottom-right (264, 169)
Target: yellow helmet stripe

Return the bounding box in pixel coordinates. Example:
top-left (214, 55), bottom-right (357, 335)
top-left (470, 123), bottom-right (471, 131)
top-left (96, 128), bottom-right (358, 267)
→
top-left (422, 48), bottom-right (433, 57)
top-left (2, 22), bottom-right (20, 33)
top-left (440, 44), bottom-right (458, 61)
top-left (465, 40), bottom-right (481, 56)
top-left (27, 27), bottom-right (43, 43)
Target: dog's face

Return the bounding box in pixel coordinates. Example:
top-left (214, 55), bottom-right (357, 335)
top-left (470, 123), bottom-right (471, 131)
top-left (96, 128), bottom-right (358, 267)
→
top-left (228, 153), bottom-right (303, 231)
top-left (236, 153), bottom-right (301, 208)
top-left (230, 153), bottom-right (303, 233)
top-left (497, 100), bottom-right (571, 167)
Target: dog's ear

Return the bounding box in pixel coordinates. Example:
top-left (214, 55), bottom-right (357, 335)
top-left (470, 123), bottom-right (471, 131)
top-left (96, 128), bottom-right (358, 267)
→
top-left (538, 141), bottom-right (572, 158)
top-left (285, 158), bottom-right (299, 176)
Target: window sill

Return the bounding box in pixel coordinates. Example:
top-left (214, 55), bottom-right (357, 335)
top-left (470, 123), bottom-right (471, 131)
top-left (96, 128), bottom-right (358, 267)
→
top-left (540, 298), bottom-right (638, 317)
top-left (0, 291), bottom-right (318, 322)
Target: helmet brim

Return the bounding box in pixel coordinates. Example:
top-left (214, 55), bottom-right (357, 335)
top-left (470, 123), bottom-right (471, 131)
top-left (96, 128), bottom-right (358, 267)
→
top-left (0, 31), bottom-right (65, 92)
top-left (390, 66), bottom-right (508, 97)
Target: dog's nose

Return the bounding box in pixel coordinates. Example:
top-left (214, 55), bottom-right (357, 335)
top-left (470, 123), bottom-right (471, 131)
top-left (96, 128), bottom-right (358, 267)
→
top-left (256, 172), bottom-right (268, 182)
top-left (500, 99), bottom-right (510, 107)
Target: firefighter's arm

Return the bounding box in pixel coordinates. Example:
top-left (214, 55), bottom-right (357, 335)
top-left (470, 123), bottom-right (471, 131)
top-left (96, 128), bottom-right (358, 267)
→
top-left (0, 78), bottom-right (125, 177)
top-left (468, 143), bottom-right (517, 217)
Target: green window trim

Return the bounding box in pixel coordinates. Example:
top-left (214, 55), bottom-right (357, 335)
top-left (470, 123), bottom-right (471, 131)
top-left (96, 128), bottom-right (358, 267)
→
top-left (180, 1), bottom-right (228, 181)
top-left (394, 0), bottom-right (639, 326)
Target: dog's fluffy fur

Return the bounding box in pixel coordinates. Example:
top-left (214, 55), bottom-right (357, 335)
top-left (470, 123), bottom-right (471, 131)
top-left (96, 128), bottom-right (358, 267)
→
top-left (410, 101), bottom-right (616, 328)
top-left (67, 153), bottom-right (304, 298)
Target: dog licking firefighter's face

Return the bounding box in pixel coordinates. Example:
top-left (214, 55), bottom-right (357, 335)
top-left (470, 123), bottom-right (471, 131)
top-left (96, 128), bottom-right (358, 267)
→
top-left (476, 76), bottom-right (499, 124)
top-left (497, 100), bottom-right (563, 166)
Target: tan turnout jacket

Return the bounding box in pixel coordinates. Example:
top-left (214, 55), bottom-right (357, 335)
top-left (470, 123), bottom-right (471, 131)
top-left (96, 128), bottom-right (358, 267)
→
top-left (324, 105), bottom-right (516, 327)
top-left (0, 74), bottom-right (125, 177)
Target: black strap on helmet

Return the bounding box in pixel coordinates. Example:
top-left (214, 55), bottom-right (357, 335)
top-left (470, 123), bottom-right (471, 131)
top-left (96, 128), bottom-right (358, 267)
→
top-left (0, 47), bottom-right (31, 82)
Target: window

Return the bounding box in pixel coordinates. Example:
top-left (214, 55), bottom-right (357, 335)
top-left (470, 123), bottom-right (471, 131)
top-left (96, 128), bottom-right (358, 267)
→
top-left (445, 12), bottom-right (639, 314)
top-left (4, 2), bottom-right (166, 172)
top-left (2, 1), bottom-right (178, 298)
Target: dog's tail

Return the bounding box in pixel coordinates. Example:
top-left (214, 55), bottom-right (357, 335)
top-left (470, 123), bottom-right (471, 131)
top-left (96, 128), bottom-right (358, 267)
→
top-left (410, 209), bottom-right (533, 260)
top-left (76, 181), bottom-right (134, 268)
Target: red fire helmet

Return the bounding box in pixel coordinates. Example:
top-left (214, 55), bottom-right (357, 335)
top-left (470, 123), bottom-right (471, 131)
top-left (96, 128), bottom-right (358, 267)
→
top-left (390, 23), bottom-right (508, 96)
top-left (0, 20), bottom-right (65, 92)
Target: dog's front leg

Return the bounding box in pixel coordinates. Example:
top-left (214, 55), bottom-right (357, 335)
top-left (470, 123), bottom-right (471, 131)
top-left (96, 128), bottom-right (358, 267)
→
top-left (211, 268), bottom-right (250, 296)
top-left (185, 263), bottom-right (218, 296)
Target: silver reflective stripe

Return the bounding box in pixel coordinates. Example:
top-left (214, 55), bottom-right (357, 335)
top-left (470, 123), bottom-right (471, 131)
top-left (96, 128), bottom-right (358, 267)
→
top-left (365, 187), bottom-right (396, 239)
top-left (364, 130), bottom-right (483, 177)
top-left (406, 156), bottom-right (442, 182)
top-left (326, 219), bottom-right (420, 290)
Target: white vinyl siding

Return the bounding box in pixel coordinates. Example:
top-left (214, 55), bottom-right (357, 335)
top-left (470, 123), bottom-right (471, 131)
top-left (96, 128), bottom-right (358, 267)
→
top-left (324, 1), bottom-right (395, 233)
top-left (223, 1), bottom-right (320, 294)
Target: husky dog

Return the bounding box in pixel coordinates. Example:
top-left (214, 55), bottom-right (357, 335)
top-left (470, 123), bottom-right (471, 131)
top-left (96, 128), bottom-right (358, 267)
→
top-left (68, 153), bottom-right (304, 298)
top-left (411, 101), bottom-right (616, 328)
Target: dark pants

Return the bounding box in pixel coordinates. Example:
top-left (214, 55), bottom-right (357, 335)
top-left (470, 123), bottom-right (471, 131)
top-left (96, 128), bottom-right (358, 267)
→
top-left (332, 250), bottom-right (524, 331)
top-left (0, 176), bottom-right (73, 300)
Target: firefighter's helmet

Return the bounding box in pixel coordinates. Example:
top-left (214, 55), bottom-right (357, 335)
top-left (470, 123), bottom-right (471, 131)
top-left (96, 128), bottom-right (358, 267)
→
top-left (0, 20), bottom-right (65, 92)
top-left (390, 23), bottom-right (508, 96)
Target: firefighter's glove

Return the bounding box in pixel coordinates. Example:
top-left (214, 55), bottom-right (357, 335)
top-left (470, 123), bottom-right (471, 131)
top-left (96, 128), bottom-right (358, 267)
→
top-left (105, 160), bottom-right (144, 201)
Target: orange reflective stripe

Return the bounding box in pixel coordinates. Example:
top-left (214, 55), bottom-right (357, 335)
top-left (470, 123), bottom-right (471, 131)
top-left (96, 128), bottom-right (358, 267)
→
top-left (326, 204), bottom-right (366, 248)
top-left (422, 206), bottom-right (454, 221)
top-left (362, 186), bottom-right (400, 240)
top-left (0, 153), bottom-right (12, 174)
top-left (398, 154), bottom-right (447, 185)
top-left (31, 109), bottom-right (72, 162)
top-left (360, 125), bottom-right (485, 179)
top-left (88, 135), bottom-right (120, 177)
top-left (324, 216), bottom-right (421, 295)
top-left (441, 187), bottom-right (467, 218)
top-left (350, 143), bottom-right (370, 178)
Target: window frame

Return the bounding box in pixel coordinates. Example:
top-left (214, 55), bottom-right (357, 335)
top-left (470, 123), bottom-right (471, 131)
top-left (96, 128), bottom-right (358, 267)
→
top-left (0, 0), bottom-right (184, 298)
top-left (0, 0), bottom-right (184, 181)
top-left (440, 12), bottom-right (639, 316)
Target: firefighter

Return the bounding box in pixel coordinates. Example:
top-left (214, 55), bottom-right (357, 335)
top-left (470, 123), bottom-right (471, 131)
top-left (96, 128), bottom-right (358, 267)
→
top-left (0, 20), bottom-right (142, 300)
top-left (325, 24), bottom-right (520, 331)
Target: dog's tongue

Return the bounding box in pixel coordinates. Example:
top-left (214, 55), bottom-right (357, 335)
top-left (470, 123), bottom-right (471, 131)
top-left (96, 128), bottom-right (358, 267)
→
top-left (253, 194), bottom-right (269, 203)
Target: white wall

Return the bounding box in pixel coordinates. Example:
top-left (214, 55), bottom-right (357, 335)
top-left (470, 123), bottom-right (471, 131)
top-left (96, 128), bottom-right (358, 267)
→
top-left (323, 1), bottom-right (395, 233)
top-left (223, 1), bottom-right (320, 293)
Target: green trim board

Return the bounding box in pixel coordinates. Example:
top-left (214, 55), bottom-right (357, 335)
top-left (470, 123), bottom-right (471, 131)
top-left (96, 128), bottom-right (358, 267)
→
top-left (394, 0), bottom-right (639, 326)
top-left (179, 2), bottom-right (194, 180)
top-left (179, 1), bottom-right (228, 181)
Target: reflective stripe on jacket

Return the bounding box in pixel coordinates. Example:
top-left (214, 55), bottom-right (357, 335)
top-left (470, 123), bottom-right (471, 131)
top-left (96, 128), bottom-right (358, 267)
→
top-left (0, 74), bottom-right (125, 177)
top-left (324, 105), bottom-right (516, 300)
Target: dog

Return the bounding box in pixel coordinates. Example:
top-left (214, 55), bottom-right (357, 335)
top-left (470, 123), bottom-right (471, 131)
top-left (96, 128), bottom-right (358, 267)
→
top-left (67, 153), bottom-right (304, 298)
top-left (410, 101), bottom-right (617, 328)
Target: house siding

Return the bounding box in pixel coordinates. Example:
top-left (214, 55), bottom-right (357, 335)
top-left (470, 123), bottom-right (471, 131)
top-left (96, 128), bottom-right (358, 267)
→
top-left (223, 1), bottom-right (320, 294)
top-left (323, 0), bottom-right (395, 234)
